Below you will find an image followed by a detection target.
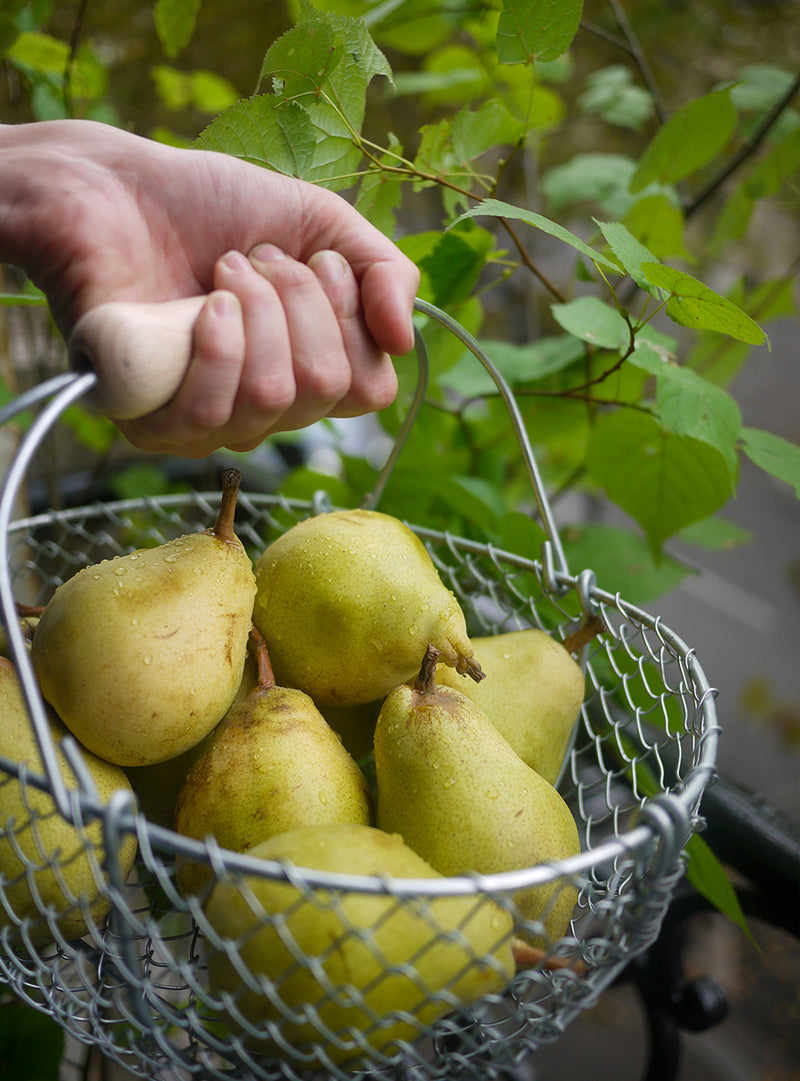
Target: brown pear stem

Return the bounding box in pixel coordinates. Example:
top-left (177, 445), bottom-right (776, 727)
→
top-left (512, 937), bottom-right (587, 975)
top-left (16, 603), bottom-right (44, 617)
top-left (249, 624), bottom-right (276, 691)
top-left (457, 655), bottom-right (485, 683)
top-left (212, 468), bottom-right (242, 544)
top-left (414, 645), bottom-right (440, 695)
top-left (562, 615), bottom-right (606, 655)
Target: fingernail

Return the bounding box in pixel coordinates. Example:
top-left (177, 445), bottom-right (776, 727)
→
top-left (310, 250), bottom-right (347, 285)
top-left (209, 291), bottom-right (239, 318)
top-left (250, 243), bottom-right (285, 265)
top-left (220, 250), bottom-right (250, 273)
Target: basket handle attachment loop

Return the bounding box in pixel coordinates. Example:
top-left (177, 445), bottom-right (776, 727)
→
top-left (637, 793), bottom-right (693, 881)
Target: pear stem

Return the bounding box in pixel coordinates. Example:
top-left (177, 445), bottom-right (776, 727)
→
top-left (562, 614), bottom-right (606, 655)
top-left (512, 937), bottom-right (587, 975)
top-left (212, 468), bottom-right (242, 544)
top-left (249, 624), bottom-right (276, 691)
top-left (414, 644), bottom-right (440, 695)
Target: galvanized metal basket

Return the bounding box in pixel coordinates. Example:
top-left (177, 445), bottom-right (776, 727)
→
top-left (0, 301), bottom-right (719, 1079)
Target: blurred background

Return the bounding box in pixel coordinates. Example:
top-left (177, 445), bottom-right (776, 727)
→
top-left (2, 1), bottom-right (798, 1079)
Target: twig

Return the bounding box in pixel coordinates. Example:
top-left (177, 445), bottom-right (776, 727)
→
top-left (686, 72), bottom-right (800, 219)
top-left (63, 0), bottom-right (90, 116)
top-left (604, 0), bottom-right (668, 124)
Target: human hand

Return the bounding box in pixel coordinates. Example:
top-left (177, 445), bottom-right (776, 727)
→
top-left (0, 120), bottom-right (419, 457)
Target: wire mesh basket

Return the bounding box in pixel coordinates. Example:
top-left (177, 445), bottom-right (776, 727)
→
top-left (0, 300), bottom-right (719, 1080)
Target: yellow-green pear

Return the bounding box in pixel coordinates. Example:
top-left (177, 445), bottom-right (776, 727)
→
top-left (174, 628), bottom-right (373, 896)
top-left (375, 647), bottom-right (580, 946)
top-left (0, 658), bottom-right (137, 947)
top-left (205, 822), bottom-right (516, 1066)
top-left (0, 612), bottom-right (39, 657)
top-left (435, 625), bottom-right (595, 784)
top-left (252, 509), bottom-right (484, 706)
top-left (31, 469), bottom-right (256, 766)
top-left (125, 648), bottom-right (258, 828)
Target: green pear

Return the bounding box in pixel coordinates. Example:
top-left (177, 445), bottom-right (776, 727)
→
top-left (174, 627), bottom-right (373, 896)
top-left (205, 822), bottom-right (515, 1066)
top-left (252, 508), bottom-right (483, 707)
top-left (434, 625), bottom-right (595, 784)
top-left (0, 657), bottom-right (137, 947)
top-left (0, 612), bottom-right (39, 657)
top-left (31, 469), bottom-right (256, 767)
top-left (125, 649), bottom-right (259, 828)
top-left (375, 646), bottom-right (580, 946)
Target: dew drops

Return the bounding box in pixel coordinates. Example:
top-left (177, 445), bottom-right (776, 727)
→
top-left (143, 655), bottom-right (153, 665)
top-left (443, 776), bottom-right (456, 789)
top-left (318, 791), bottom-right (328, 806)
top-left (485, 787), bottom-right (499, 800)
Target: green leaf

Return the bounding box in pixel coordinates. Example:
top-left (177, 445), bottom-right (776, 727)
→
top-left (0, 1000), bottom-right (65, 1081)
top-left (684, 832), bottom-right (758, 947)
top-left (641, 264), bottom-right (768, 345)
top-left (153, 0), bottom-right (201, 60)
top-left (399, 228), bottom-right (494, 310)
top-left (594, 219), bottom-right (662, 295)
top-left (630, 89), bottom-right (738, 192)
top-left (586, 410), bottom-right (735, 555)
top-left (740, 427), bottom-right (800, 497)
top-left (540, 153), bottom-right (638, 216)
top-left (194, 95), bottom-right (317, 177)
top-left (0, 292), bottom-right (46, 306)
top-left (628, 352), bottom-right (742, 476)
top-left (496, 0), bottom-right (584, 64)
top-left (578, 64), bottom-right (654, 131)
top-left (355, 133), bottom-right (404, 236)
top-left (551, 295), bottom-right (629, 349)
top-left (449, 198), bottom-right (620, 272)
top-left (451, 99), bottom-right (525, 162)
top-left (438, 335), bottom-right (585, 397)
top-left (6, 29), bottom-right (67, 73)
top-left (621, 195), bottom-right (692, 261)
top-left (677, 516), bottom-right (753, 550)
top-left (562, 523), bottom-right (693, 605)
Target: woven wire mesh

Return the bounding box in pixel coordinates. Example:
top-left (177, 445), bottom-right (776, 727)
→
top-left (1, 489), bottom-right (719, 1079)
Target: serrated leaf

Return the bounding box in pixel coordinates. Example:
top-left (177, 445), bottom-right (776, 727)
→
top-left (194, 96), bottom-right (317, 177)
top-left (255, 8), bottom-right (391, 187)
top-left (628, 351), bottom-right (741, 476)
top-left (630, 89), bottom-right (738, 192)
top-left (740, 427), bottom-right (800, 497)
top-left (449, 198), bottom-right (620, 272)
top-left (641, 263), bottom-right (768, 346)
top-left (586, 410), bottom-right (735, 555)
top-left (153, 0), bottom-right (200, 60)
top-left (399, 228), bottom-right (494, 310)
top-left (496, 0), bottom-right (584, 64)
top-left (594, 219), bottom-right (662, 295)
top-left (551, 295), bottom-right (629, 349)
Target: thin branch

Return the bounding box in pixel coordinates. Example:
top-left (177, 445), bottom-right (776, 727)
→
top-left (63, 0), bottom-right (90, 116)
top-left (498, 218), bottom-right (568, 302)
top-left (686, 72), bottom-right (800, 219)
top-left (604, 0), bottom-right (668, 124)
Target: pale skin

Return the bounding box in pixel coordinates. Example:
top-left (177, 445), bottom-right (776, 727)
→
top-left (0, 120), bottom-right (420, 458)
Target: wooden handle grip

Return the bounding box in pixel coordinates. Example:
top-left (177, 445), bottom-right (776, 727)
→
top-left (67, 296), bottom-right (207, 420)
